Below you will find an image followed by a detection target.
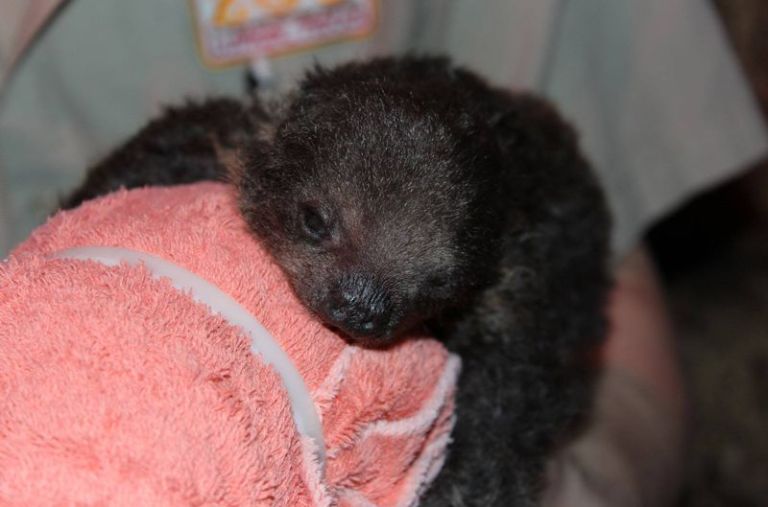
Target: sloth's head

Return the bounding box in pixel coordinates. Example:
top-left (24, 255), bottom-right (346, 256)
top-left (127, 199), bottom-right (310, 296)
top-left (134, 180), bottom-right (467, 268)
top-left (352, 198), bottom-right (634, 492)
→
top-left (238, 64), bottom-right (505, 344)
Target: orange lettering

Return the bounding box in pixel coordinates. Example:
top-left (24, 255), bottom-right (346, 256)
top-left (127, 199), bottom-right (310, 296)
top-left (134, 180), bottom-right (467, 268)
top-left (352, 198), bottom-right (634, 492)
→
top-left (213, 0), bottom-right (252, 27)
top-left (254, 0), bottom-right (299, 17)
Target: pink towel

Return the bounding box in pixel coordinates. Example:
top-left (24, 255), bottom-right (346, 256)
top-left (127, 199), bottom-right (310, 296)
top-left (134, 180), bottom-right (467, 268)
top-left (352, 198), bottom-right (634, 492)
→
top-left (0, 182), bottom-right (459, 506)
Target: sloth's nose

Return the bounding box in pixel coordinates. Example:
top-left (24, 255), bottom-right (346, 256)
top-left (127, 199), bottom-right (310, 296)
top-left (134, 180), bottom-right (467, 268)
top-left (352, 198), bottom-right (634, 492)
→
top-left (326, 273), bottom-right (392, 339)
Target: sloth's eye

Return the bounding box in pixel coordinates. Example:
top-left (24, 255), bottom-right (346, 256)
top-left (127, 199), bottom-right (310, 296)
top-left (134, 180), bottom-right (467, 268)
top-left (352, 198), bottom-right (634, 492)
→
top-left (300, 204), bottom-right (330, 242)
top-left (426, 274), bottom-right (450, 290)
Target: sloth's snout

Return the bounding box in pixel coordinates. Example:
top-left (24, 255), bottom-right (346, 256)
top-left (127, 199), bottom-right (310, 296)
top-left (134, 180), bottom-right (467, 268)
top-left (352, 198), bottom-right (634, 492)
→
top-left (325, 273), bottom-right (393, 340)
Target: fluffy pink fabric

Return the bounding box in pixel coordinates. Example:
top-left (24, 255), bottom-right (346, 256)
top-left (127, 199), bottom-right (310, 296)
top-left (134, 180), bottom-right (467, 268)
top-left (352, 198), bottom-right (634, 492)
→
top-left (0, 183), bottom-right (458, 506)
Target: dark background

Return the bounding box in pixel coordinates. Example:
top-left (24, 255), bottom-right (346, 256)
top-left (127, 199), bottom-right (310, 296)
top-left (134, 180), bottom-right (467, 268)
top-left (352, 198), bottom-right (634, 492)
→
top-left (650, 2), bottom-right (768, 505)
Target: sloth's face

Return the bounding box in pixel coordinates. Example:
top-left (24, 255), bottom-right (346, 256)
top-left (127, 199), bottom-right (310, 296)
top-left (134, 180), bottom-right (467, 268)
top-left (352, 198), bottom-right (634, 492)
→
top-left (239, 85), bottom-right (504, 344)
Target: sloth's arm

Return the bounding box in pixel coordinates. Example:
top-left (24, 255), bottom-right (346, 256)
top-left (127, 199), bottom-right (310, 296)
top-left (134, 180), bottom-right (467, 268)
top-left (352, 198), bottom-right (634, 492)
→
top-left (61, 98), bottom-right (265, 210)
top-left (542, 246), bottom-right (686, 507)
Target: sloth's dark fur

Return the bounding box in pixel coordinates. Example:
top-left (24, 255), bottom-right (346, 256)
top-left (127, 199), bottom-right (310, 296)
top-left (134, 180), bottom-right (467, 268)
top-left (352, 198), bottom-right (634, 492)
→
top-left (64, 57), bottom-right (611, 506)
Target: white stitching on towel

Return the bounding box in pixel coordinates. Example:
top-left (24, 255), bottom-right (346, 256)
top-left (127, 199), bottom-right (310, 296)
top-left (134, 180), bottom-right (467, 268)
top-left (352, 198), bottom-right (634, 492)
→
top-left (326, 354), bottom-right (461, 459)
top-left (312, 345), bottom-right (358, 419)
top-left (50, 245), bottom-right (327, 473)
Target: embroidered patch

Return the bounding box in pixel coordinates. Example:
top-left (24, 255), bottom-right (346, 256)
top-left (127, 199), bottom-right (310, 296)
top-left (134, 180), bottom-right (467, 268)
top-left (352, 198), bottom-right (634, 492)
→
top-left (190, 0), bottom-right (378, 68)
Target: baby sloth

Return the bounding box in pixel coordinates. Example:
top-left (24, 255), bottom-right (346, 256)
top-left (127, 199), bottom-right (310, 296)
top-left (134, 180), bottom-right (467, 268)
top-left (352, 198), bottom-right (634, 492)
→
top-left (64, 57), bottom-right (610, 506)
